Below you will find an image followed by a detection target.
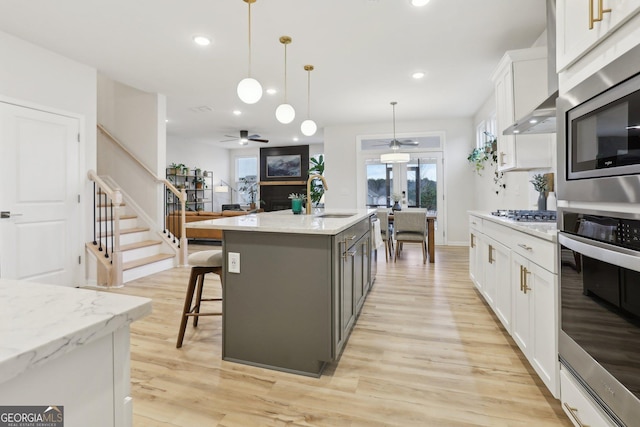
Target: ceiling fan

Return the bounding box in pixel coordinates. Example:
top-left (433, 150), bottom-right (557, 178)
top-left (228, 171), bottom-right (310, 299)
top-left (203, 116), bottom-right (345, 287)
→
top-left (220, 130), bottom-right (269, 145)
top-left (376, 102), bottom-right (418, 149)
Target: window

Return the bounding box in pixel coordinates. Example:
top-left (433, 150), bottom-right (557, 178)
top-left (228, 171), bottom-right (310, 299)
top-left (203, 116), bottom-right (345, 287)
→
top-left (406, 159), bottom-right (437, 210)
top-left (236, 156), bottom-right (257, 204)
top-left (366, 162), bottom-right (393, 207)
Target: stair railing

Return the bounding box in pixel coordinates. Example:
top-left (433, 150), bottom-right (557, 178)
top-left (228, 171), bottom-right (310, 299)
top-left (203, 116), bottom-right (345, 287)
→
top-left (97, 124), bottom-right (188, 265)
top-left (87, 170), bottom-right (123, 287)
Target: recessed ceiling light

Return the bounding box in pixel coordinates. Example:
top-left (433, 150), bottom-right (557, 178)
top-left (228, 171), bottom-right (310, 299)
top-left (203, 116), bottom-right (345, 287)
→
top-left (266, 88), bottom-right (277, 95)
top-left (233, 110), bottom-right (242, 116)
top-left (411, 0), bottom-right (430, 6)
top-left (193, 35), bottom-right (211, 46)
top-left (412, 71), bottom-right (425, 79)
top-left (293, 137), bottom-right (299, 142)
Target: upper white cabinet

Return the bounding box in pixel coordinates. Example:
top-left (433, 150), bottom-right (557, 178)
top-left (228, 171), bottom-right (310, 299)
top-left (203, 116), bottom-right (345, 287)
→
top-left (557, 0), bottom-right (640, 72)
top-left (492, 48), bottom-right (554, 172)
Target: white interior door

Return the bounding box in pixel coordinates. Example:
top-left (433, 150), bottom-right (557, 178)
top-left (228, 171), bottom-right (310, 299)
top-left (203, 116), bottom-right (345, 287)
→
top-left (0, 102), bottom-right (80, 285)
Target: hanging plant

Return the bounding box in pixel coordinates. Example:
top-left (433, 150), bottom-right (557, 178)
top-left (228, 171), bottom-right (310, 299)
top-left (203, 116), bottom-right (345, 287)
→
top-left (468, 132), bottom-right (506, 195)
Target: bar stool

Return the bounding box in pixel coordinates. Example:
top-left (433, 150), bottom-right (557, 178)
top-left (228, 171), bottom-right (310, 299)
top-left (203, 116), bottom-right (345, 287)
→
top-left (176, 250), bottom-right (224, 348)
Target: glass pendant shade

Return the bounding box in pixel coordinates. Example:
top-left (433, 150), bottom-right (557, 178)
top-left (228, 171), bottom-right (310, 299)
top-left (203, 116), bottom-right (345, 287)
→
top-left (300, 119), bottom-right (317, 136)
top-left (380, 152), bottom-right (410, 163)
top-left (275, 103), bottom-right (295, 124)
top-left (237, 77), bottom-right (262, 104)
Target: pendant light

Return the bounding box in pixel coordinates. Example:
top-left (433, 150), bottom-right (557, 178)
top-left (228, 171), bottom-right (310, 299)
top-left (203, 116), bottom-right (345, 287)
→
top-left (380, 101), bottom-right (410, 164)
top-left (275, 36), bottom-right (295, 124)
top-left (237, 0), bottom-right (262, 104)
top-left (300, 65), bottom-right (317, 136)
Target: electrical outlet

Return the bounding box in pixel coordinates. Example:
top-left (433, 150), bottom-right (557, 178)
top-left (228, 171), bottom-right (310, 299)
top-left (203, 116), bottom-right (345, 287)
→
top-left (228, 252), bottom-right (240, 273)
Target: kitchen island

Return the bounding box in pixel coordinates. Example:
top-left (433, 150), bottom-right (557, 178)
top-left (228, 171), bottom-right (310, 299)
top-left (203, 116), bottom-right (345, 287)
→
top-left (187, 209), bottom-right (376, 376)
top-left (0, 279), bottom-right (151, 427)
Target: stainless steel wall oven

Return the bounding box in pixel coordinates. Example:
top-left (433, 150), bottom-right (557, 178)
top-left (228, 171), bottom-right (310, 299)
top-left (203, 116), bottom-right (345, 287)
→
top-left (557, 43), bottom-right (640, 427)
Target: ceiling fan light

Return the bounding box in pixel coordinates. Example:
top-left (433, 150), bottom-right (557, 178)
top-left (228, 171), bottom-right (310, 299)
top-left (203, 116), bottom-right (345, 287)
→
top-left (301, 119), bottom-right (317, 136)
top-left (275, 103), bottom-right (295, 124)
top-left (237, 77), bottom-right (263, 104)
top-left (381, 152), bottom-right (410, 163)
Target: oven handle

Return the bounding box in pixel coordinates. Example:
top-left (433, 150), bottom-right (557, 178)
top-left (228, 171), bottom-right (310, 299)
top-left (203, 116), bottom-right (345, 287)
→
top-left (559, 232), bottom-right (640, 273)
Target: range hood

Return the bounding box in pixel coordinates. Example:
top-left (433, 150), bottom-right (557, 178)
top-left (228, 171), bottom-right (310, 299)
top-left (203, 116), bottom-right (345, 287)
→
top-left (503, 90), bottom-right (558, 135)
top-left (503, 0), bottom-right (558, 136)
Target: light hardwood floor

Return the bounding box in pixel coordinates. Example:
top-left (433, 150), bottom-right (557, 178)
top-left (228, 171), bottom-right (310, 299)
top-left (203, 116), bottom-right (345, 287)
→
top-left (107, 243), bottom-right (572, 426)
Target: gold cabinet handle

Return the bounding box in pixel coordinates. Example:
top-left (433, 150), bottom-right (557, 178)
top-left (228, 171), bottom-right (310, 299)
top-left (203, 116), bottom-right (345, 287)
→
top-left (519, 265), bottom-right (524, 291)
top-left (470, 233), bottom-right (475, 248)
top-left (488, 244), bottom-right (494, 264)
top-left (563, 403), bottom-right (590, 427)
top-left (590, 0), bottom-right (612, 29)
top-left (517, 243), bottom-right (533, 251)
top-left (523, 267), bottom-right (532, 294)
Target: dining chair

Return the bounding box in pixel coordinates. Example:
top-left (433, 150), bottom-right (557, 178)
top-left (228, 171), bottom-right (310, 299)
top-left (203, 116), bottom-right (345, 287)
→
top-left (393, 211), bottom-right (428, 264)
top-left (376, 209), bottom-right (394, 262)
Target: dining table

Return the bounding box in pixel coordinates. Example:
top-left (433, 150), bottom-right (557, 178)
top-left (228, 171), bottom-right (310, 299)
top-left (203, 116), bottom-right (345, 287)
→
top-left (388, 210), bottom-right (437, 263)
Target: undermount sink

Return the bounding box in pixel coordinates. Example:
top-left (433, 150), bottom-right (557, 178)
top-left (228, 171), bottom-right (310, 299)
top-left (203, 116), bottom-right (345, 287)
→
top-left (316, 213), bottom-right (356, 219)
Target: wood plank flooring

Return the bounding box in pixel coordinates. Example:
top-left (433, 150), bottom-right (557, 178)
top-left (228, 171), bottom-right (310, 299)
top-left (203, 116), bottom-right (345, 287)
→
top-left (105, 243), bottom-right (572, 426)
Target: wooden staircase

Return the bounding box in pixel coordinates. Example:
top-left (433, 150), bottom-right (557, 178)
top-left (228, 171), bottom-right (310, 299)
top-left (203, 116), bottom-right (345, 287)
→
top-left (86, 188), bottom-right (181, 287)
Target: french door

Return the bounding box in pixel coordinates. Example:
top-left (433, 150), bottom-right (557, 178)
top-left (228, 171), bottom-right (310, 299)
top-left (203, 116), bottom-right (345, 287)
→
top-left (364, 152), bottom-right (444, 245)
top-left (0, 102), bottom-right (81, 285)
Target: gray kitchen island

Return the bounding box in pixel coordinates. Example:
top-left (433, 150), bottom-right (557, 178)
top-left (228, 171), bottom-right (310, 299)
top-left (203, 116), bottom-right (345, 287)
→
top-left (187, 209), bottom-right (376, 376)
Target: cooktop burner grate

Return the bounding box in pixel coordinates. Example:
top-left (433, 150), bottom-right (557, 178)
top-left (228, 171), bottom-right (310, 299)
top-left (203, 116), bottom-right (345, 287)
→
top-left (490, 209), bottom-right (557, 222)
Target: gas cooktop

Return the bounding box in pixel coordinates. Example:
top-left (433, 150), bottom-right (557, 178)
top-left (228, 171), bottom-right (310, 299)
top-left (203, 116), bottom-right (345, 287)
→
top-left (490, 209), bottom-right (557, 222)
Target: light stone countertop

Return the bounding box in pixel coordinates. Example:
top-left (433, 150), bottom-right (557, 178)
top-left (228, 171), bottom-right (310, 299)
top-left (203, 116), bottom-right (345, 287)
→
top-left (0, 279), bottom-right (152, 384)
top-left (468, 211), bottom-right (558, 242)
top-left (187, 208), bottom-right (377, 235)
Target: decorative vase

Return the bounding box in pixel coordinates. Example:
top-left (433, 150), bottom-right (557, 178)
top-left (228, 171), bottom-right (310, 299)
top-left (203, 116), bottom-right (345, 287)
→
top-left (291, 199), bottom-right (303, 214)
top-left (249, 202), bottom-right (256, 210)
top-left (537, 192), bottom-right (547, 211)
top-left (392, 201), bottom-right (402, 212)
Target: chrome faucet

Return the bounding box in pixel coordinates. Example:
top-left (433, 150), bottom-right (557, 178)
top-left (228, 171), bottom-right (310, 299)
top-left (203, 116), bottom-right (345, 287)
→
top-left (306, 174), bottom-right (328, 214)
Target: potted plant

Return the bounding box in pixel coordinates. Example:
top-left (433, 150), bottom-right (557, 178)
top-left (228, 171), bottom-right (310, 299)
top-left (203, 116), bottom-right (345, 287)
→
top-left (391, 192), bottom-right (402, 211)
top-left (167, 162), bottom-right (183, 175)
top-left (530, 173), bottom-right (548, 210)
top-left (238, 177), bottom-right (258, 209)
top-left (288, 193), bottom-right (306, 215)
top-left (193, 176), bottom-right (205, 189)
top-left (193, 167), bottom-right (202, 176)
top-left (308, 155), bottom-right (325, 207)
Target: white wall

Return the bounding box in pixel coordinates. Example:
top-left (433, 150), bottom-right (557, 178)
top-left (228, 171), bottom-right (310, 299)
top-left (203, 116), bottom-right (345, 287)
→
top-left (97, 75), bottom-right (166, 223)
top-left (0, 30), bottom-right (97, 281)
top-left (323, 118), bottom-right (475, 245)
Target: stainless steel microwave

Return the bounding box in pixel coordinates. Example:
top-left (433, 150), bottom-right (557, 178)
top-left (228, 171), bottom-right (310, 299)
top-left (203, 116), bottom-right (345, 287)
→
top-left (558, 43), bottom-right (640, 204)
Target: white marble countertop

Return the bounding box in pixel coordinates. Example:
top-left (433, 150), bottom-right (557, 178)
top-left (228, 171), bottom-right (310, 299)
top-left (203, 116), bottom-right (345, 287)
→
top-left (0, 279), bottom-right (151, 384)
top-left (187, 208), bottom-right (377, 235)
top-left (468, 211), bottom-right (558, 242)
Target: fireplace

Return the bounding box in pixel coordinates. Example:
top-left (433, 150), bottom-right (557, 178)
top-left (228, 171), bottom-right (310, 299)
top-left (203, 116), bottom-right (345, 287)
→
top-left (259, 145), bottom-right (309, 212)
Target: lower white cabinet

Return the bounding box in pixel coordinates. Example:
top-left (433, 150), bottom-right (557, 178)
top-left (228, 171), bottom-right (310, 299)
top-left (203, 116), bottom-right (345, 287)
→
top-left (560, 368), bottom-right (615, 427)
top-left (468, 213), bottom-right (559, 398)
top-left (511, 252), bottom-right (559, 397)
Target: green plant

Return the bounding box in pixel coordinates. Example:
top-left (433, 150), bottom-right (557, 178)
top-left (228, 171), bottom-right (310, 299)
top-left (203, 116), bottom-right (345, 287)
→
top-left (238, 177), bottom-right (258, 204)
top-left (288, 193), bottom-right (306, 201)
top-left (308, 155), bottom-right (325, 206)
top-left (467, 132), bottom-right (497, 175)
top-left (530, 174), bottom-right (548, 193)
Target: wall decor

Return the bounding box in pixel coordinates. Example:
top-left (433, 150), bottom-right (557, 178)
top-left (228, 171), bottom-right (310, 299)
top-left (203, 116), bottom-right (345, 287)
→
top-left (266, 154), bottom-right (301, 178)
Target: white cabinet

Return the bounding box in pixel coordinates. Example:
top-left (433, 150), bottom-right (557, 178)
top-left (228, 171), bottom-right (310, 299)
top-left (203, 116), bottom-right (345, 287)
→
top-left (492, 48), bottom-right (553, 171)
top-left (557, 0), bottom-right (640, 72)
top-left (560, 368), bottom-right (616, 427)
top-left (511, 251), bottom-right (559, 398)
top-left (468, 214), bottom-right (559, 398)
top-left (487, 237), bottom-right (511, 333)
top-left (469, 216), bottom-right (483, 291)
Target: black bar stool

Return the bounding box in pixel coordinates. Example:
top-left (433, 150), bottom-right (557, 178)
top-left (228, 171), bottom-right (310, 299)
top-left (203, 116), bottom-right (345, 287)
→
top-left (176, 250), bottom-right (224, 348)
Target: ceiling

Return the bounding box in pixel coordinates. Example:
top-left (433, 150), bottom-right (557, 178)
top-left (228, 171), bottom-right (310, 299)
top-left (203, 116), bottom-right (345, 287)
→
top-left (0, 0), bottom-right (546, 149)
